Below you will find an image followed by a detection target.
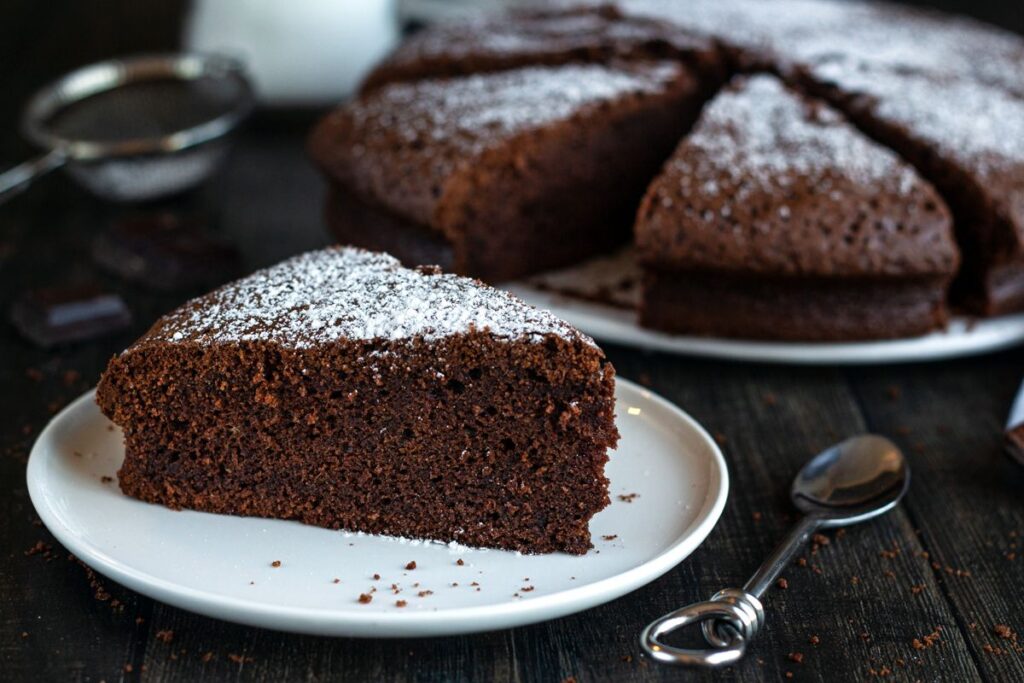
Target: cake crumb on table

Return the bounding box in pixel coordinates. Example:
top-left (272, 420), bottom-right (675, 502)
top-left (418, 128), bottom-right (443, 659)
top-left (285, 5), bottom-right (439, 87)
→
top-left (456, 559), bottom-right (464, 566)
top-left (396, 600), bottom-right (407, 608)
top-left (358, 593), bottom-right (373, 604)
top-left (271, 560), bottom-right (281, 568)
top-left (912, 628), bottom-right (942, 650)
top-left (405, 561), bottom-right (417, 570)
top-left (993, 624), bottom-right (1017, 641)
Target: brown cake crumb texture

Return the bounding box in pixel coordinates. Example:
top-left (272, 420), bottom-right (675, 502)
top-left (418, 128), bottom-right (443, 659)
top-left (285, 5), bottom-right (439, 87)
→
top-left (97, 248), bottom-right (618, 555)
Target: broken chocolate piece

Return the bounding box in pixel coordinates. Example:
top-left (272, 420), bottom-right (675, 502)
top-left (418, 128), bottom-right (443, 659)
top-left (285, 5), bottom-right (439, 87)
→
top-left (92, 212), bottom-right (241, 291)
top-left (10, 285), bottom-right (131, 348)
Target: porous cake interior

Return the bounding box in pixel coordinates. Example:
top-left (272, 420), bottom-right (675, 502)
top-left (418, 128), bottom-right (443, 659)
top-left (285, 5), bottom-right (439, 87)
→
top-left (97, 249), bottom-right (619, 555)
top-left (98, 335), bottom-right (615, 554)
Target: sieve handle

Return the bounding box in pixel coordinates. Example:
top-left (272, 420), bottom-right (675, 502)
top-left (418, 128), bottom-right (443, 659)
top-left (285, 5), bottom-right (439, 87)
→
top-left (0, 150), bottom-right (66, 205)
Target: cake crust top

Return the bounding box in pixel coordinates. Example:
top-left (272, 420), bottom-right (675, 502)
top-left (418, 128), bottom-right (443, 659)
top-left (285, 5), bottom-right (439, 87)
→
top-left (367, 4), bottom-right (719, 83)
top-left (132, 248), bottom-right (591, 349)
top-left (636, 74), bottom-right (958, 277)
top-left (806, 61), bottom-right (1024, 244)
top-left (623, 0), bottom-right (1024, 98)
top-left (309, 61), bottom-right (690, 230)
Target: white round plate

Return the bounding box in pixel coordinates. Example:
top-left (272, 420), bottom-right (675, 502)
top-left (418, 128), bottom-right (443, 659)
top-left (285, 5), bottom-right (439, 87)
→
top-left (504, 249), bottom-right (1024, 364)
top-left (27, 378), bottom-right (728, 638)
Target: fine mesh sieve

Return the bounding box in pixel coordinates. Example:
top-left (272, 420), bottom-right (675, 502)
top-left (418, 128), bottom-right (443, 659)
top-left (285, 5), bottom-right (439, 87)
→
top-left (0, 53), bottom-right (254, 205)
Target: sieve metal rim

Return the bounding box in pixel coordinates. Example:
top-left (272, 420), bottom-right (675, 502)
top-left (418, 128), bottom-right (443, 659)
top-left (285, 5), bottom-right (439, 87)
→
top-left (21, 53), bottom-right (255, 162)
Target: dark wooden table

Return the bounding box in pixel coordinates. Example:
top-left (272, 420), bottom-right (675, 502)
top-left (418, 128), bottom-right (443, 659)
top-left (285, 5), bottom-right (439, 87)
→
top-left (3, 2), bottom-right (1024, 681)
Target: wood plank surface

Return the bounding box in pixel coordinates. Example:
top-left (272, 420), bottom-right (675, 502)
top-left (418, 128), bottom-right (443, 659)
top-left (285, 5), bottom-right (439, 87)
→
top-left (849, 357), bottom-right (1024, 681)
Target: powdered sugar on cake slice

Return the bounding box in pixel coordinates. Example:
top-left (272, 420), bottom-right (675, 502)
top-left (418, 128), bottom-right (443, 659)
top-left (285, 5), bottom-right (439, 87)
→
top-left (671, 75), bottom-right (921, 198)
top-left (809, 60), bottom-right (1024, 180)
top-left (637, 74), bottom-right (957, 277)
top-left (623, 0), bottom-right (1024, 98)
top-left (349, 61), bottom-right (684, 158)
top-left (141, 248), bottom-right (590, 348)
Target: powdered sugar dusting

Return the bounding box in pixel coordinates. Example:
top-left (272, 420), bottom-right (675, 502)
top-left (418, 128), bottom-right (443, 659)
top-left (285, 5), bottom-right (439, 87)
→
top-left (387, 8), bottom-right (709, 69)
top-left (353, 61), bottom-right (683, 158)
top-left (623, 0), bottom-right (1024, 97)
top-left (810, 60), bottom-right (1024, 181)
top-left (675, 75), bottom-right (920, 196)
top-left (638, 74), bottom-right (957, 276)
top-left (143, 248), bottom-right (588, 348)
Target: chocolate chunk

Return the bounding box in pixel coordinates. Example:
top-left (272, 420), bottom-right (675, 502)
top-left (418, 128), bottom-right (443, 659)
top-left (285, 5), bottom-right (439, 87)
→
top-left (10, 285), bottom-right (131, 348)
top-left (92, 213), bottom-right (241, 291)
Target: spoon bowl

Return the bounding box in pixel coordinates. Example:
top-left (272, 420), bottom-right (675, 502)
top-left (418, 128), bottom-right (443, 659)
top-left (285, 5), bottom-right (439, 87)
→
top-left (791, 434), bottom-right (909, 527)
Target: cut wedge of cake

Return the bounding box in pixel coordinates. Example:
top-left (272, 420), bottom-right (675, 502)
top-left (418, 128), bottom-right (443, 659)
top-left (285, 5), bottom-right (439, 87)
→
top-left (635, 75), bottom-right (959, 341)
top-left (96, 247), bottom-right (619, 554)
top-left (800, 60), bottom-right (1024, 315)
top-left (309, 61), bottom-right (704, 282)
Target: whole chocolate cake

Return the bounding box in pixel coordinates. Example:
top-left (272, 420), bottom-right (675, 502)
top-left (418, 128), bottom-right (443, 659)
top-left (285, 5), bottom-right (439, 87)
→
top-left (309, 0), bottom-right (1024, 340)
top-left (97, 247), bottom-right (619, 554)
top-left (636, 75), bottom-right (959, 340)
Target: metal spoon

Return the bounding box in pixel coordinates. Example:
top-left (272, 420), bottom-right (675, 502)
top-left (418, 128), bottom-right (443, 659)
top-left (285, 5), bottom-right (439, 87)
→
top-left (641, 434), bottom-right (910, 667)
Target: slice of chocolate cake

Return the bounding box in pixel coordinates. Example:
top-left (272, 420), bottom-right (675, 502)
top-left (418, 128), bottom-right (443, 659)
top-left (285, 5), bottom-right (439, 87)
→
top-left (96, 247), bottom-right (619, 555)
top-left (360, 4), bottom-right (725, 94)
top-left (309, 61), bottom-right (704, 282)
top-left (635, 75), bottom-right (959, 341)
top-left (800, 61), bottom-right (1024, 315)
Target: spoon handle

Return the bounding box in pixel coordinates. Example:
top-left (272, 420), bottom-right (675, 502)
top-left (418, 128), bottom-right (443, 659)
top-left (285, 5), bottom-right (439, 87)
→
top-left (639, 514), bottom-right (823, 666)
top-left (744, 514), bottom-right (822, 598)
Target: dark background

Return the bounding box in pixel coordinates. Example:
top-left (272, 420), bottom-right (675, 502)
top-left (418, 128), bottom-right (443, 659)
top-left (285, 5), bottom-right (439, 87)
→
top-left (2, 1), bottom-right (1024, 682)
